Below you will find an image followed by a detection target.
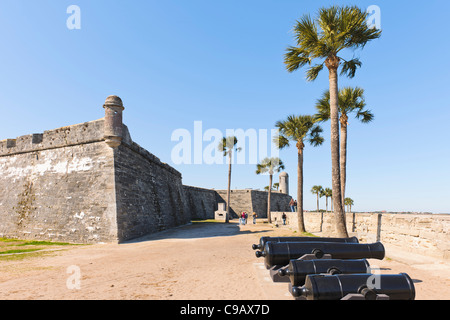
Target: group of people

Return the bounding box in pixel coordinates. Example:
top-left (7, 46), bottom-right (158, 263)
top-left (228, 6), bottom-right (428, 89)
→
top-left (289, 198), bottom-right (298, 212)
top-left (240, 211), bottom-right (258, 225)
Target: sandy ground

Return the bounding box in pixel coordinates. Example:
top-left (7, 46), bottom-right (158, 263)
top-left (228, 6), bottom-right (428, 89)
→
top-left (0, 220), bottom-right (448, 300)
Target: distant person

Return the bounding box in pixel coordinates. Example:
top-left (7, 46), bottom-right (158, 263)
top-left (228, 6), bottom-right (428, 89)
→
top-left (282, 213), bottom-right (287, 225)
top-left (244, 212), bottom-right (248, 225)
top-left (289, 199), bottom-right (295, 212)
top-left (252, 212), bottom-right (257, 224)
top-left (294, 200), bottom-right (298, 212)
top-left (240, 212), bottom-right (245, 225)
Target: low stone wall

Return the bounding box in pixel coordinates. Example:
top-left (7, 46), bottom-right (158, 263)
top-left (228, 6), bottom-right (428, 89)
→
top-left (271, 211), bottom-right (450, 261)
top-left (215, 190), bottom-right (291, 219)
top-left (183, 186), bottom-right (217, 220)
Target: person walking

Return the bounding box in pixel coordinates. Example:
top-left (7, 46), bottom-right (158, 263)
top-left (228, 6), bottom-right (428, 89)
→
top-left (282, 212), bottom-right (287, 225)
top-left (252, 212), bottom-right (257, 224)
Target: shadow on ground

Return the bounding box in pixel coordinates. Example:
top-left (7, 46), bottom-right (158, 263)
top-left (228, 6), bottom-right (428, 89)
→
top-left (122, 220), bottom-right (271, 244)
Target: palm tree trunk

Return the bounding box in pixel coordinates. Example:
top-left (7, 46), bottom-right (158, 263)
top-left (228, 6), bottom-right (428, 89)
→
top-left (326, 56), bottom-right (348, 238)
top-left (316, 193), bottom-right (319, 213)
top-left (267, 174), bottom-right (273, 223)
top-left (340, 118), bottom-right (348, 205)
top-left (297, 147), bottom-right (306, 232)
top-left (226, 151), bottom-right (232, 223)
top-left (331, 196), bottom-right (333, 212)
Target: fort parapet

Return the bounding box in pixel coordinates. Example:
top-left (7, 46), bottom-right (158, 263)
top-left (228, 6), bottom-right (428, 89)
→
top-left (0, 96), bottom-right (190, 243)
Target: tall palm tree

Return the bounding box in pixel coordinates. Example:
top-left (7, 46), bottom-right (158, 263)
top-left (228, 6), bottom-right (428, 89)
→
top-left (315, 87), bottom-right (374, 205)
top-left (274, 115), bottom-right (324, 232)
top-left (284, 5), bottom-right (381, 237)
top-left (256, 157), bottom-right (285, 223)
top-left (323, 188), bottom-right (333, 213)
top-left (218, 136), bottom-right (241, 223)
top-left (311, 185), bottom-right (324, 213)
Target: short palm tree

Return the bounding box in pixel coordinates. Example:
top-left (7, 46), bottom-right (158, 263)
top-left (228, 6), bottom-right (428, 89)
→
top-left (274, 115), bottom-right (324, 232)
top-left (323, 188), bottom-right (333, 213)
top-left (344, 197), bottom-right (354, 213)
top-left (311, 185), bottom-right (324, 213)
top-left (256, 157), bottom-right (285, 223)
top-left (284, 5), bottom-right (381, 237)
top-left (218, 136), bottom-right (242, 223)
top-left (315, 87), bottom-right (374, 205)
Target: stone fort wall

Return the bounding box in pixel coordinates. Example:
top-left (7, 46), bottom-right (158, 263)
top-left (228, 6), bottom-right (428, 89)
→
top-left (0, 119), bottom-right (118, 243)
top-left (0, 96), bottom-right (295, 244)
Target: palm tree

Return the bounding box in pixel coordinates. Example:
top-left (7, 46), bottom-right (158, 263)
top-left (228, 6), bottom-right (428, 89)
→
top-left (323, 188), bottom-right (333, 213)
top-left (315, 87), bottom-right (374, 205)
top-left (284, 5), bottom-right (381, 237)
top-left (311, 185), bottom-right (323, 213)
top-left (273, 183), bottom-right (280, 191)
top-left (218, 136), bottom-right (242, 223)
top-left (256, 157), bottom-right (285, 223)
top-left (344, 197), bottom-right (354, 213)
top-left (274, 115), bottom-right (324, 232)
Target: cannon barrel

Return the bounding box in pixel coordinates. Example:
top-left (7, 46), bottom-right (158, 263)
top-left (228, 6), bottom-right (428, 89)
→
top-left (291, 273), bottom-right (415, 300)
top-left (252, 236), bottom-right (359, 251)
top-left (255, 242), bottom-right (385, 269)
top-left (278, 259), bottom-right (371, 286)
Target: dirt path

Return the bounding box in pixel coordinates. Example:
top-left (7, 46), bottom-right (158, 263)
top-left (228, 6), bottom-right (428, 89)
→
top-left (0, 221), bottom-right (448, 300)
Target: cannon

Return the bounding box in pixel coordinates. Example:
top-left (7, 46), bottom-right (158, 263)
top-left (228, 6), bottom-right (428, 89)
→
top-left (255, 241), bottom-right (385, 269)
top-left (278, 259), bottom-right (371, 286)
top-left (252, 236), bottom-right (359, 251)
top-left (291, 273), bottom-right (415, 300)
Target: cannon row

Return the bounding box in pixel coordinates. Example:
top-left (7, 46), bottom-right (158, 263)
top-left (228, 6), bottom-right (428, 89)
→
top-left (252, 236), bottom-right (415, 300)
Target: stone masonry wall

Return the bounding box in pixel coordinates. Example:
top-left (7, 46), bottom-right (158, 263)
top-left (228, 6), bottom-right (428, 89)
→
top-left (215, 190), bottom-right (291, 218)
top-left (0, 118), bottom-right (195, 244)
top-left (183, 186), bottom-right (217, 220)
top-left (0, 119), bottom-right (118, 243)
top-left (271, 211), bottom-right (450, 261)
top-left (113, 136), bottom-right (191, 242)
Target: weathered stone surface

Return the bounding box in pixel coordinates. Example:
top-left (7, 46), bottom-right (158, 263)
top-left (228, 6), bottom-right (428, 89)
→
top-left (271, 211), bottom-right (450, 261)
top-left (215, 189), bottom-right (291, 218)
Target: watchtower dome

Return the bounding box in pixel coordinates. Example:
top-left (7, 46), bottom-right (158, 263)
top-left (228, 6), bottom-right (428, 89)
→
top-left (279, 172), bottom-right (289, 195)
top-left (103, 95), bottom-right (125, 148)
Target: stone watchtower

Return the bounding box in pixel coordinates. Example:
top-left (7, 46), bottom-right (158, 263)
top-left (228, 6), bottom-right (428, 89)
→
top-left (103, 95), bottom-right (125, 148)
top-left (279, 172), bottom-right (289, 195)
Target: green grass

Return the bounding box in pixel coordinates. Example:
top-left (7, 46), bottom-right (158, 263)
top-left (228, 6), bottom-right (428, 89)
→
top-left (0, 249), bottom-right (41, 255)
top-left (15, 240), bottom-right (73, 246)
top-left (0, 238), bottom-right (84, 261)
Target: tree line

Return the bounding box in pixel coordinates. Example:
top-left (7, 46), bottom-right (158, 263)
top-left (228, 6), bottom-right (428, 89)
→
top-left (219, 5), bottom-right (381, 237)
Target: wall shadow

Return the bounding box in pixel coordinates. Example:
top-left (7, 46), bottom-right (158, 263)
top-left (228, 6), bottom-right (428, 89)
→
top-left (122, 221), bottom-right (272, 244)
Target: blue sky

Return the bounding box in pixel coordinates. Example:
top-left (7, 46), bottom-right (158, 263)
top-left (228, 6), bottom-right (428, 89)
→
top-left (0, 0), bottom-right (449, 213)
